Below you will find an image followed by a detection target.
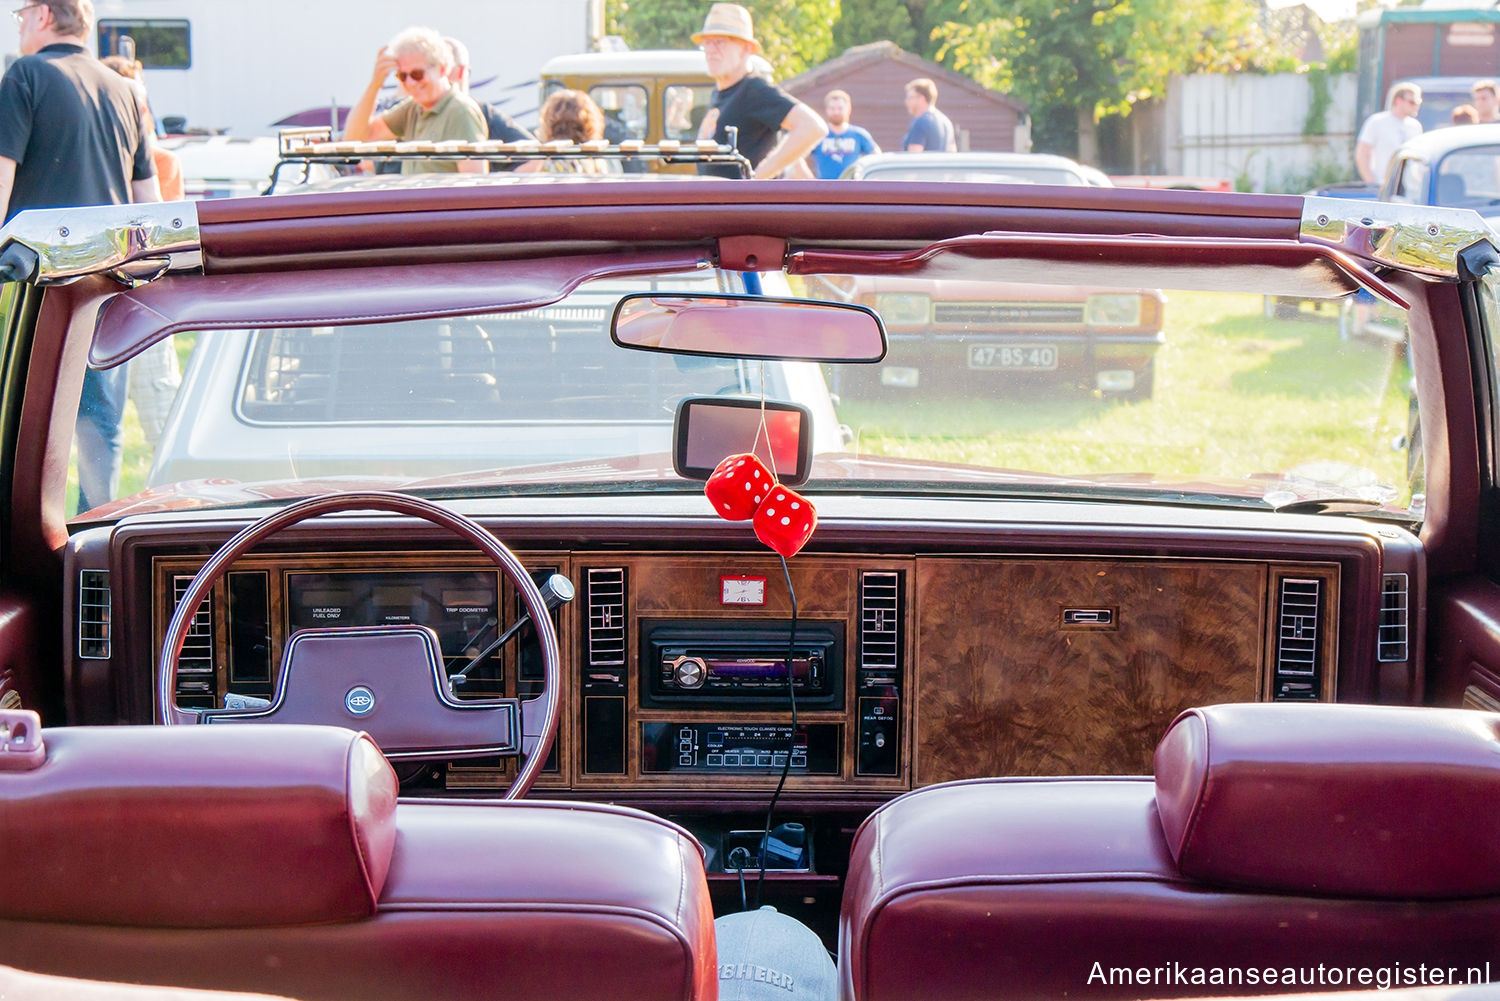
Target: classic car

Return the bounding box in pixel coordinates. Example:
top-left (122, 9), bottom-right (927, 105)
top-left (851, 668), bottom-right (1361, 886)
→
top-left (1383, 123), bottom-right (1500, 225)
top-left (834, 152), bottom-right (1164, 397)
top-left (142, 272), bottom-right (844, 490)
top-left (1322, 126), bottom-right (1500, 347)
top-left (160, 135), bottom-right (338, 200)
top-left (837, 151), bottom-right (1098, 185)
top-left (538, 49), bottom-right (773, 173)
top-left (0, 139), bottom-right (1497, 1001)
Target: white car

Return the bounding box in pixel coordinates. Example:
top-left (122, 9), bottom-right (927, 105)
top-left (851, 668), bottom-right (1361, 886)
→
top-left (161, 135), bottom-right (336, 199)
top-left (840, 150), bottom-right (1097, 185)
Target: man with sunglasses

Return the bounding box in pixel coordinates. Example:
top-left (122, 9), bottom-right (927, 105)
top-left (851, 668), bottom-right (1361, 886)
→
top-left (344, 26), bottom-right (487, 174)
top-left (0, 0), bottom-right (160, 515)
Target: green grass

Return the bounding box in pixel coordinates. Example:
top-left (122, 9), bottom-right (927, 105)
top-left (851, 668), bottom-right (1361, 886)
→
top-left (836, 291), bottom-right (1414, 496)
top-left (68, 334), bottom-right (197, 516)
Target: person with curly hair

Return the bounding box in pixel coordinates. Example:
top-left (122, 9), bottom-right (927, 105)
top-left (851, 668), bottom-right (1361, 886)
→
top-left (518, 89), bottom-right (616, 174)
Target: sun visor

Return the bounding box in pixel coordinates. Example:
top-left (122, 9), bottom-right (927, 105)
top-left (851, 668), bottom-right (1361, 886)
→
top-left (789, 233), bottom-right (1408, 308)
top-left (90, 249), bottom-right (711, 369)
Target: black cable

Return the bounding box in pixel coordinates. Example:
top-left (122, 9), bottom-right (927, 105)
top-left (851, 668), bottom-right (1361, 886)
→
top-left (755, 553), bottom-right (798, 908)
top-left (729, 847), bottom-right (751, 912)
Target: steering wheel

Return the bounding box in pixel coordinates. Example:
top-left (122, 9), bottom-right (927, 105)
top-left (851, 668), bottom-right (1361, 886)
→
top-left (157, 491), bottom-right (560, 799)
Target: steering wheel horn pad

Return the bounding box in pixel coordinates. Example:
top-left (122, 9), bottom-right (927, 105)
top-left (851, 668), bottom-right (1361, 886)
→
top-left (203, 624), bottom-right (521, 760)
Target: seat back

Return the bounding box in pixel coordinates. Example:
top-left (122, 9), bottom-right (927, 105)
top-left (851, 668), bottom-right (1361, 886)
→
top-left (0, 717), bottom-right (715, 1001)
top-left (1437, 172), bottom-right (1469, 205)
top-left (840, 704), bottom-right (1500, 1001)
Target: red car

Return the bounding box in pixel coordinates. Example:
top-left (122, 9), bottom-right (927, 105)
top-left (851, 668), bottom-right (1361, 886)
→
top-left (0, 138), bottom-right (1488, 1001)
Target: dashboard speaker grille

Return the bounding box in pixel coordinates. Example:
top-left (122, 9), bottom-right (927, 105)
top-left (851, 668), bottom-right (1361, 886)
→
top-left (77, 569), bottom-right (111, 660)
top-left (586, 568), bottom-right (627, 667)
top-left (172, 575), bottom-right (217, 701)
top-left (1378, 573), bottom-right (1409, 662)
top-left (859, 571), bottom-right (900, 671)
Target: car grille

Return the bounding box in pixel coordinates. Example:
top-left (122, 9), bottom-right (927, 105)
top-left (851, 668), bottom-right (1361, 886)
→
top-left (932, 302), bottom-right (1085, 326)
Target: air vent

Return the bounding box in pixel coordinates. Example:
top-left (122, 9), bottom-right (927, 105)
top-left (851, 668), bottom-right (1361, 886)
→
top-left (859, 571), bottom-right (901, 671)
top-left (77, 569), bottom-right (111, 659)
top-left (172, 575), bottom-right (216, 700)
top-left (1378, 573), bottom-right (1409, 662)
top-left (1273, 577), bottom-right (1321, 701)
top-left (586, 568), bottom-right (627, 667)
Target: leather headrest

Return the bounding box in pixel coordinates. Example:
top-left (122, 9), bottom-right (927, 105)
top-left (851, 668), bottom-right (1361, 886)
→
top-left (1154, 704), bottom-right (1500, 899)
top-left (0, 725), bottom-right (398, 927)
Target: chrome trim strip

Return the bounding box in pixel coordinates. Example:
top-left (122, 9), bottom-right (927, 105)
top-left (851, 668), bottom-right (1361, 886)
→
top-left (0, 201), bottom-right (200, 284)
top-left (1301, 196), bottom-right (1493, 279)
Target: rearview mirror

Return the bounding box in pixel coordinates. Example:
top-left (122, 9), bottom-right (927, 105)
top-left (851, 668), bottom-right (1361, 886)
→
top-left (611, 293), bottom-right (886, 363)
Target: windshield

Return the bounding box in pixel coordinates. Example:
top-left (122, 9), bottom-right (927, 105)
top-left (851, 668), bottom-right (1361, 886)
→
top-left (74, 269), bottom-right (1418, 521)
top-left (1435, 145), bottom-right (1500, 211)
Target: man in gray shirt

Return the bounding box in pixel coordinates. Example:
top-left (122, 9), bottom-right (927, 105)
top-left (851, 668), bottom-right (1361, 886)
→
top-left (344, 26), bottom-right (487, 174)
top-left (902, 78), bottom-right (957, 152)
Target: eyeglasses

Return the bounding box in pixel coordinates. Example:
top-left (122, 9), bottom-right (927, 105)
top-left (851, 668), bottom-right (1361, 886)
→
top-left (10, 3), bottom-right (43, 25)
top-left (395, 67), bottom-right (430, 84)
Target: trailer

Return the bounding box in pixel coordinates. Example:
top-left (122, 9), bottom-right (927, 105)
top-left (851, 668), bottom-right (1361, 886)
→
top-left (75, 0), bottom-right (603, 136)
top-left (1356, 2), bottom-right (1500, 128)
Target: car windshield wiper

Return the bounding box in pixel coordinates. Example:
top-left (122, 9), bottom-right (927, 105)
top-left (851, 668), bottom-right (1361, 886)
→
top-left (1272, 496), bottom-right (1384, 515)
top-left (1270, 495), bottom-right (1421, 525)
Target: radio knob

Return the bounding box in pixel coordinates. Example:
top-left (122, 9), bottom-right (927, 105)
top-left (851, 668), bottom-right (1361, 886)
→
top-left (674, 657), bottom-right (706, 689)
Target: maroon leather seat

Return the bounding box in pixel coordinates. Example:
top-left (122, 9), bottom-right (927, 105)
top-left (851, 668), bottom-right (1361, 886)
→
top-left (0, 722), bottom-right (716, 1001)
top-left (0, 964), bottom-right (297, 1001)
top-left (840, 703), bottom-right (1500, 1001)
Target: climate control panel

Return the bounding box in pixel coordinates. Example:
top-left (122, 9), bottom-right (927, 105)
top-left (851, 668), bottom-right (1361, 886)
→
top-left (641, 722), bottom-right (840, 775)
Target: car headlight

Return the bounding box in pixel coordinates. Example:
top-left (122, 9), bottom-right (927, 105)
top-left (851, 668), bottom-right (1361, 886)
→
top-left (1085, 294), bottom-right (1143, 327)
top-left (874, 293), bottom-right (932, 326)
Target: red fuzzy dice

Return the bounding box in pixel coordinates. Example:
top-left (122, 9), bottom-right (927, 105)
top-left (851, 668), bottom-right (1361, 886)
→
top-left (705, 453), bottom-right (773, 521)
top-left (753, 485), bottom-right (817, 558)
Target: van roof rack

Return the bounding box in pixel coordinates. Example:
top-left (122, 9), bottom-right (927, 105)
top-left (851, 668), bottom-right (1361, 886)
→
top-left (270, 126), bottom-right (753, 190)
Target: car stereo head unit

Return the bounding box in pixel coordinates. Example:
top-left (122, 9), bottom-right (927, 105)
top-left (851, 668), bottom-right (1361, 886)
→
top-left (640, 620), bottom-right (843, 710)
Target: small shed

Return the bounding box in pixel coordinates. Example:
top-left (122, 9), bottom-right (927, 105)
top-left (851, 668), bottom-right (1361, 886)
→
top-left (781, 41), bottom-right (1029, 153)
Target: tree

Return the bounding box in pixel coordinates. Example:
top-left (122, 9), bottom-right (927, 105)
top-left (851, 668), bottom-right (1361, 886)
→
top-left (832, 0), bottom-right (921, 55)
top-left (606, 0), bottom-right (839, 79)
top-left (929, 0), bottom-right (1260, 161)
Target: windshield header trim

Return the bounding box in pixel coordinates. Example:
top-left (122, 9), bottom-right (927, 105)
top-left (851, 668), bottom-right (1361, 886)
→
top-left (789, 233), bottom-right (1407, 307)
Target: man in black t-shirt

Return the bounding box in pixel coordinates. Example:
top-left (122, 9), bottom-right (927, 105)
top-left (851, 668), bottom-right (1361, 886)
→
top-left (0, 0), bottom-right (156, 221)
top-left (691, 3), bottom-right (823, 179)
top-left (0, 0), bottom-right (160, 514)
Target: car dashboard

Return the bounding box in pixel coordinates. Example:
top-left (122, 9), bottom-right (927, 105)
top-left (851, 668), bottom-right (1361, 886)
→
top-left (60, 491), bottom-right (1424, 914)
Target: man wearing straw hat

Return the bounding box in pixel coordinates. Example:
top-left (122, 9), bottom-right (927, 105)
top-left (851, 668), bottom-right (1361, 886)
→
top-left (693, 3), bottom-right (824, 179)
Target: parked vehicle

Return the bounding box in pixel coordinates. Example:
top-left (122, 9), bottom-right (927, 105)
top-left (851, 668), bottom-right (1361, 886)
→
top-left (1, 133), bottom-right (1495, 999)
top-left (1383, 122), bottom-right (1500, 226)
top-left (1328, 124), bottom-right (1500, 344)
top-left (1355, 2), bottom-right (1500, 128)
top-left (839, 150), bottom-right (1094, 184)
top-left (539, 49), bottom-right (773, 173)
top-left (147, 272), bottom-right (843, 487)
top-left (1393, 75), bottom-right (1492, 131)
top-left (835, 151), bottom-right (1163, 397)
top-left (160, 135), bottom-right (336, 199)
